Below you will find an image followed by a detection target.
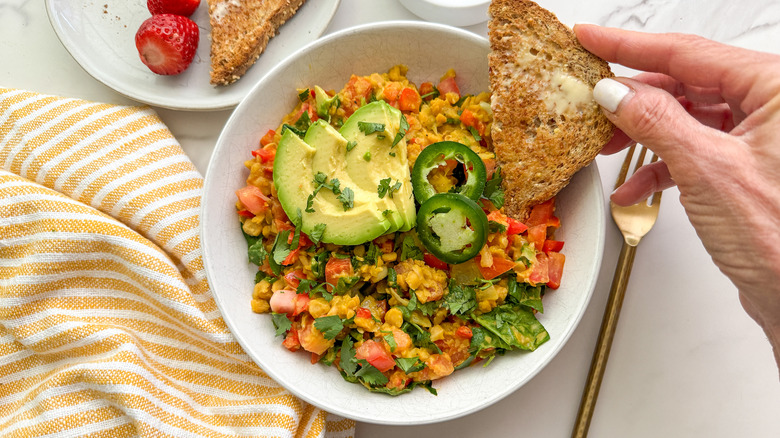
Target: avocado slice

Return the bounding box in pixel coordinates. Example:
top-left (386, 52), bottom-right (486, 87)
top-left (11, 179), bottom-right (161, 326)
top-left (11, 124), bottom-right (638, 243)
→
top-left (273, 126), bottom-right (393, 245)
top-left (339, 101), bottom-right (416, 231)
top-left (314, 85), bottom-right (339, 119)
top-left (305, 120), bottom-right (403, 233)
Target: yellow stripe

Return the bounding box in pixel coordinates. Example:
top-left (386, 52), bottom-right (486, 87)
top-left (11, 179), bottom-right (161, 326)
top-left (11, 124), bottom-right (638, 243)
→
top-left (0, 89), bottom-right (355, 437)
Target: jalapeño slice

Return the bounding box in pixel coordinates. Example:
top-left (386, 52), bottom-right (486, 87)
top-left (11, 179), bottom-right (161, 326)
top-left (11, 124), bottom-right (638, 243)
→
top-left (416, 193), bottom-right (488, 264)
top-left (411, 141), bottom-right (487, 204)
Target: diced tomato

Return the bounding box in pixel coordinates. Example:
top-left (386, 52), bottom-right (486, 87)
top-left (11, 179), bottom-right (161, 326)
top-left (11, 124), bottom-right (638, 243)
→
top-left (298, 316), bottom-right (334, 355)
top-left (455, 325), bottom-right (473, 339)
top-left (237, 209), bottom-right (254, 218)
top-left (282, 326), bottom-right (300, 352)
top-left (526, 198), bottom-right (556, 228)
top-left (487, 210), bottom-right (528, 236)
top-left (374, 237), bottom-right (395, 254)
top-left (459, 109), bottom-right (485, 136)
top-left (387, 370), bottom-right (411, 390)
top-left (310, 352), bottom-right (323, 364)
top-left (419, 81), bottom-right (435, 100)
top-left (437, 76), bottom-right (460, 99)
top-left (423, 252), bottom-right (449, 271)
top-left (235, 185), bottom-right (269, 216)
top-left (270, 290), bottom-right (309, 316)
top-left (547, 216), bottom-right (561, 229)
top-left (507, 218), bottom-right (528, 235)
top-left (526, 224), bottom-right (547, 250)
top-left (259, 129), bottom-right (276, 147)
top-left (547, 252), bottom-right (565, 289)
top-left (529, 252), bottom-right (550, 285)
top-left (356, 307), bottom-right (372, 320)
top-left (483, 157), bottom-right (497, 179)
top-left (325, 256), bottom-right (353, 292)
top-left (355, 339), bottom-right (395, 372)
top-left (486, 209), bottom-right (506, 224)
top-left (294, 294), bottom-right (310, 316)
top-left (542, 239), bottom-right (564, 253)
top-left (282, 248), bottom-right (300, 266)
top-left (398, 87), bottom-right (422, 112)
top-left (383, 82), bottom-right (402, 103)
top-left (295, 102), bottom-right (318, 123)
top-left (476, 254), bottom-right (516, 280)
top-left (251, 145), bottom-right (276, 163)
top-left (284, 269), bottom-right (306, 288)
top-left (343, 75), bottom-right (374, 115)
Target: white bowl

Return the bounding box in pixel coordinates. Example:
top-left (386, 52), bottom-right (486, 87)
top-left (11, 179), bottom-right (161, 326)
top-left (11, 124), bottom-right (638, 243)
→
top-left (399, 0), bottom-right (490, 27)
top-left (201, 21), bottom-right (605, 425)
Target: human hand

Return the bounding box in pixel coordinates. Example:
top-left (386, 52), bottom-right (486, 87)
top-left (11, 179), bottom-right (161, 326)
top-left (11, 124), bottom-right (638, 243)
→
top-left (573, 24), bottom-right (780, 367)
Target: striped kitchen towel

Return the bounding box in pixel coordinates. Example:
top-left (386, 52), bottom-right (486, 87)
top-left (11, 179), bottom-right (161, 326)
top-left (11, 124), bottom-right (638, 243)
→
top-left (0, 88), bottom-right (355, 438)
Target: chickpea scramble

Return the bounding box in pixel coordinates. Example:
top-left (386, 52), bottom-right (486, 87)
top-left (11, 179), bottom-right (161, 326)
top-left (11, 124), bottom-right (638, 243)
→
top-left (236, 66), bottom-right (566, 395)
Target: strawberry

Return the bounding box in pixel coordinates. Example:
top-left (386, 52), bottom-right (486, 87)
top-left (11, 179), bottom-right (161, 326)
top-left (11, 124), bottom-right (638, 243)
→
top-left (135, 14), bottom-right (199, 76)
top-left (147, 0), bottom-right (201, 17)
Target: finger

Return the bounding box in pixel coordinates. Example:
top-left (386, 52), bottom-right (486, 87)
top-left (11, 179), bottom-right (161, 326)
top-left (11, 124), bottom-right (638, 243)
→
top-left (678, 99), bottom-right (736, 132)
top-left (600, 128), bottom-right (635, 155)
top-left (573, 24), bottom-right (779, 113)
top-left (633, 72), bottom-right (726, 105)
top-left (611, 159), bottom-right (674, 206)
top-left (592, 77), bottom-right (720, 163)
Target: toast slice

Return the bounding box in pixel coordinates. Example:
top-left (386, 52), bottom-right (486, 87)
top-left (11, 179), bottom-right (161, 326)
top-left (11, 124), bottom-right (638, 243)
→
top-left (207, 0), bottom-right (307, 86)
top-left (488, 0), bottom-right (613, 219)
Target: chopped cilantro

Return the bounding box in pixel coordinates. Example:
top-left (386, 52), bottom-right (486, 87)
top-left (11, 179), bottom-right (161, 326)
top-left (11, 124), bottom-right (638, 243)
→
top-left (469, 126), bottom-right (482, 141)
top-left (395, 357), bottom-right (426, 374)
top-left (309, 223), bottom-right (327, 244)
top-left (392, 114), bottom-right (409, 147)
top-left (398, 234), bottom-right (424, 261)
top-left (293, 111), bottom-right (312, 133)
top-left (271, 313), bottom-right (292, 336)
top-left (340, 336), bottom-right (358, 376)
top-left (482, 167), bottom-right (505, 209)
top-left (346, 140), bottom-right (358, 152)
top-left (382, 330), bottom-right (398, 352)
top-left (280, 123), bottom-right (306, 138)
top-left (488, 220), bottom-right (508, 234)
top-left (298, 88), bottom-right (310, 102)
top-left (338, 187), bottom-right (354, 210)
top-left (314, 315), bottom-right (345, 340)
top-left (378, 178), bottom-right (402, 199)
top-left (444, 279), bottom-right (477, 315)
top-left (358, 121), bottom-right (385, 135)
top-left (354, 360), bottom-right (389, 386)
top-left (363, 242), bottom-right (381, 265)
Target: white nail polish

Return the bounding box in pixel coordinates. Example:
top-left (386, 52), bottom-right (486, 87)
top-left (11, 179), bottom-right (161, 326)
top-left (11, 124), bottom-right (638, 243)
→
top-left (593, 78), bottom-right (631, 113)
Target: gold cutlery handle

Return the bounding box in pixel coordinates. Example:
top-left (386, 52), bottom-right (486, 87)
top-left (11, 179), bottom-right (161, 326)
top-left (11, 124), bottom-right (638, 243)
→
top-left (572, 241), bottom-right (638, 438)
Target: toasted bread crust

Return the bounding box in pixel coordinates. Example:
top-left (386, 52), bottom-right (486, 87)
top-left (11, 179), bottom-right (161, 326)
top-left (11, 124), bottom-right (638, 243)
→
top-left (208, 0), bottom-right (306, 86)
top-left (488, 0), bottom-right (613, 219)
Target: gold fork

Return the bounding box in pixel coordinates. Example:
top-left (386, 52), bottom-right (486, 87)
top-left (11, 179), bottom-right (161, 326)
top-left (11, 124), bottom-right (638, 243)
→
top-left (571, 145), bottom-right (662, 438)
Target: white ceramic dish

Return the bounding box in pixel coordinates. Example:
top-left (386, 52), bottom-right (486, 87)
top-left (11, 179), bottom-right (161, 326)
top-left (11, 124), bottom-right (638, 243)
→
top-left (201, 21), bottom-right (605, 425)
top-left (399, 0), bottom-right (490, 27)
top-left (45, 0), bottom-right (340, 111)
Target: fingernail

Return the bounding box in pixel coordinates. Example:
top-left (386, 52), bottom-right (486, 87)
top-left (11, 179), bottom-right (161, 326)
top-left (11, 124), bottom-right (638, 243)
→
top-left (593, 78), bottom-right (631, 113)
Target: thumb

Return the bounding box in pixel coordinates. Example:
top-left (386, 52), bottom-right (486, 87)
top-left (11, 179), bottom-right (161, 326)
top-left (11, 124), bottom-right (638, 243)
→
top-left (592, 77), bottom-right (714, 163)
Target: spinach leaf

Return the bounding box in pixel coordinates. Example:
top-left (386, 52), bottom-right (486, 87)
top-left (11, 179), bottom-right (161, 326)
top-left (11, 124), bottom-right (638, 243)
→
top-left (474, 304), bottom-right (549, 351)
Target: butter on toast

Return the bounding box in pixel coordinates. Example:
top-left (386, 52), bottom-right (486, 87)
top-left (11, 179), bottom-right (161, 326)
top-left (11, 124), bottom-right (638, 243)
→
top-left (488, 0), bottom-right (613, 219)
top-left (207, 0), bottom-right (307, 86)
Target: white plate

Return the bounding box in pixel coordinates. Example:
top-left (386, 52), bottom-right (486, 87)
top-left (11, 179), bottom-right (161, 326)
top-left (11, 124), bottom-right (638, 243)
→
top-left (399, 0), bottom-right (490, 27)
top-left (201, 21), bottom-right (605, 425)
top-left (45, 0), bottom-right (340, 111)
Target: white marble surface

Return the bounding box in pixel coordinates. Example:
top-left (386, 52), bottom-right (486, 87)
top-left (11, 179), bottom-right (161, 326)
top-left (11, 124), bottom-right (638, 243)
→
top-left (2, 0), bottom-right (779, 436)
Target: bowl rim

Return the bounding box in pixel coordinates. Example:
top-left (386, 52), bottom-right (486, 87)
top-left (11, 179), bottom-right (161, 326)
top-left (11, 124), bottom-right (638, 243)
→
top-left (201, 20), bottom-right (605, 425)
